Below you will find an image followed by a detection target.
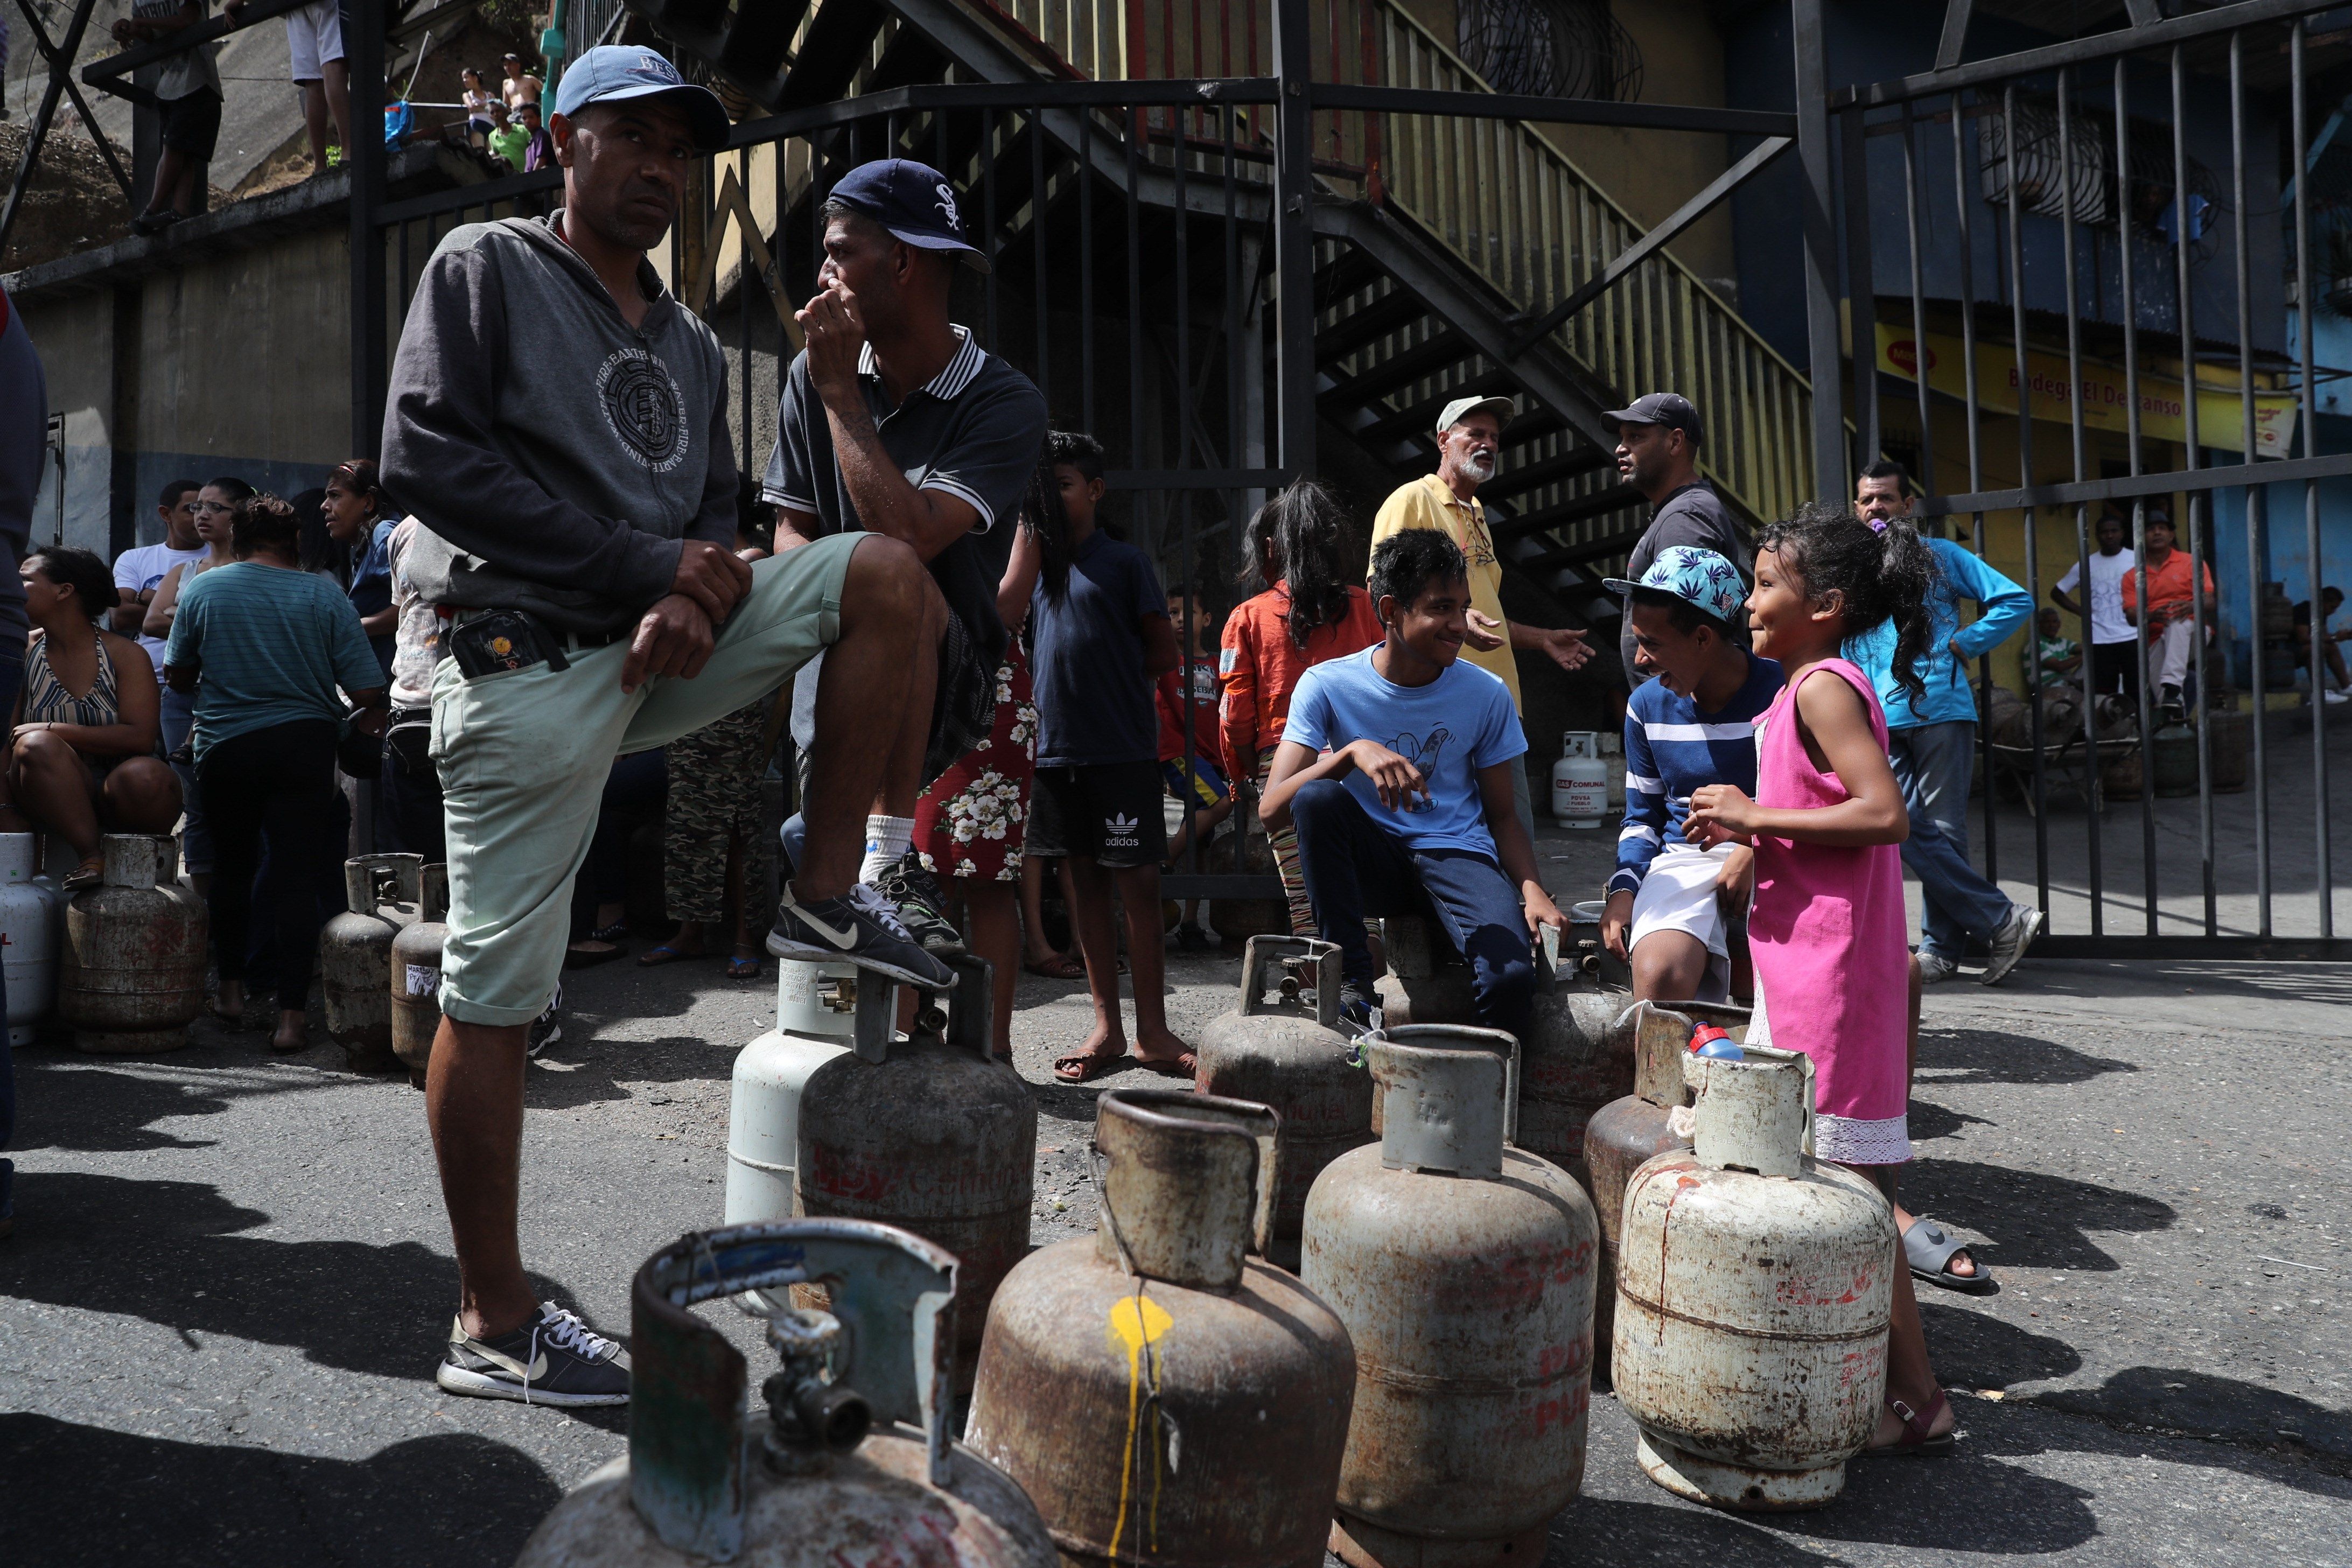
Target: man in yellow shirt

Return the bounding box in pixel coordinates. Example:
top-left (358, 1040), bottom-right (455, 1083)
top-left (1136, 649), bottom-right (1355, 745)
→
top-left (1371, 395), bottom-right (1592, 840)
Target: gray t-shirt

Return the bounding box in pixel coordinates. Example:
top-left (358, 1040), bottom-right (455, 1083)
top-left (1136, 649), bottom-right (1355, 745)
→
top-left (134, 0), bottom-right (222, 101)
top-left (1619, 479), bottom-right (1749, 677)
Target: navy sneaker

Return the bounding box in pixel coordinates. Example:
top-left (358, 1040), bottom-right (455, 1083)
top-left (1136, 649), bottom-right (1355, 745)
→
top-left (436, 1302), bottom-right (629, 1407)
top-left (768, 880), bottom-right (956, 989)
top-left (526, 984), bottom-right (563, 1058)
top-left (873, 851), bottom-right (968, 958)
top-left (1336, 982), bottom-right (1378, 1031)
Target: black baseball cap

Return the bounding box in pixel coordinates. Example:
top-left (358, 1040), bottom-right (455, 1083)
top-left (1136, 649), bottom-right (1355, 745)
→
top-left (1602, 391), bottom-right (1704, 449)
top-left (826, 158), bottom-right (990, 274)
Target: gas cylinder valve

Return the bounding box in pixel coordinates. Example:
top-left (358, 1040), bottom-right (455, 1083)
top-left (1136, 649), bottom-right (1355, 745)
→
top-left (760, 1307), bottom-right (871, 1474)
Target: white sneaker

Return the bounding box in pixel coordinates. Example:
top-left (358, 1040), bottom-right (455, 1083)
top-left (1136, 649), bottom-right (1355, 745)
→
top-left (1980, 905), bottom-right (2044, 986)
top-left (1915, 950), bottom-right (1962, 984)
top-left (2325, 689), bottom-right (2349, 705)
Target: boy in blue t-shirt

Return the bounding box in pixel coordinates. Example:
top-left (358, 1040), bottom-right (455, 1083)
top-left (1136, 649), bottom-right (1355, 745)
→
top-left (1599, 546), bottom-right (1781, 1004)
top-left (1029, 433), bottom-right (1191, 1082)
top-left (1261, 529), bottom-right (1565, 1036)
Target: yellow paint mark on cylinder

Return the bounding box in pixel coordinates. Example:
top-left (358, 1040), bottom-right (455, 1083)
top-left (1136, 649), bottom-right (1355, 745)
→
top-left (1107, 1292), bottom-right (1172, 1562)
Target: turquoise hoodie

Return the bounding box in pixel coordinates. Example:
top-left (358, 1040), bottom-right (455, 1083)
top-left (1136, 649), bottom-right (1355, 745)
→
top-left (1846, 535), bottom-right (2032, 730)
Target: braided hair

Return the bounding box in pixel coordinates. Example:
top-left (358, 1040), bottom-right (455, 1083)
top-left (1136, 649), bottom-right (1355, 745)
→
top-left (1756, 500), bottom-right (1938, 704)
top-left (1025, 444), bottom-right (1076, 606)
top-left (1238, 479), bottom-right (1359, 650)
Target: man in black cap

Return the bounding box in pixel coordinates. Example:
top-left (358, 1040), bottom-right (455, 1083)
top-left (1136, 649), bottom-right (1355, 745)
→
top-left (1606, 392), bottom-right (1747, 680)
top-left (766, 158), bottom-right (1049, 946)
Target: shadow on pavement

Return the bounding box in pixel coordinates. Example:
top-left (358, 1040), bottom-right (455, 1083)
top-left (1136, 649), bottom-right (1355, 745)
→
top-left (10, 1049), bottom-right (360, 1154)
top-left (1898, 1159), bottom-right (2174, 1272)
top-left (1915, 1027), bottom-right (2138, 1087)
top-left (1905, 1098), bottom-right (1995, 1142)
top-left (0, 1413), bottom-right (561, 1567)
top-left (2026, 1367), bottom-right (2352, 1477)
top-left (0, 1172), bottom-right (586, 1381)
top-left (1542, 1494), bottom-right (1846, 1564)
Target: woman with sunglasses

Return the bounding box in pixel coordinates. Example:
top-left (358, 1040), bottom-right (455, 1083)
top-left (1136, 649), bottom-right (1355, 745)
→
top-left (143, 477), bottom-right (244, 892)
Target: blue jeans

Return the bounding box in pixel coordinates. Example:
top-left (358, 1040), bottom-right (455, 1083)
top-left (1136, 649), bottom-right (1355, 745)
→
top-left (1889, 720), bottom-right (2014, 961)
top-left (1288, 778), bottom-right (1536, 1041)
top-left (160, 682), bottom-right (212, 873)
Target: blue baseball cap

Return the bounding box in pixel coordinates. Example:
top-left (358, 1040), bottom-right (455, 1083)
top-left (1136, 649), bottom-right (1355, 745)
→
top-left (1604, 545), bottom-right (1746, 625)
top-left (551, 45), bottom-right (730, 151)
top-left (826, 158), bottom-right (990, 274)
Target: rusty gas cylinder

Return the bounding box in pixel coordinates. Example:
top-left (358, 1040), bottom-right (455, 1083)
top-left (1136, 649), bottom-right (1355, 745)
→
top-left (1195, 935), bottom-right (1374, 1258)
top-left (1613, 1044), bottom-right (1896, 1511)
top-left (59, 835), bottom-right (206, 1054)
top-left (1585, 1000), bottom-right (1750, 1378)
top-left (965, 1089), bottom-right (1356, 1568)
top-left (389, 864), bottom-right (450, 1088)
top-left (1371, 916), bottom-right (1628, 1186)
top-left (321, 854), bottom-right (422, 1072)
top-left (510, 1219), bottom-right (1056, 1568)
top-left (794, 955), bottom-right (1034, 1385)
top-left (1303, 1026), bottom-right (1594, 1567)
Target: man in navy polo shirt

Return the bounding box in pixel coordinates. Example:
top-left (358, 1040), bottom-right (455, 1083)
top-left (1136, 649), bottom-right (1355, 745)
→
top-left (766, 158), bottom-right (1049, 951)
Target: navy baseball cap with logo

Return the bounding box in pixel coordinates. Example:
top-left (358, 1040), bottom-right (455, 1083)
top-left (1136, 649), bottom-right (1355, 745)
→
top-left (827, 158), bottom-right (991, 274)
top-left (551, 45), bottom-right (731, 151)
top-left (1601, 391), bottom-right (1704, 449)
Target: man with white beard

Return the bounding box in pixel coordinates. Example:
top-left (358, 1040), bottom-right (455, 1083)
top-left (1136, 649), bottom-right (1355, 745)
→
top-left (1370, 395), bottom-right (1590, 846)
top-left (1605, 392), bottom-right (1747, 682)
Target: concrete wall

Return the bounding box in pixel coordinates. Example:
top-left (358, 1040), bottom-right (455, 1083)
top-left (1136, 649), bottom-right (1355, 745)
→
top-left (18, 225), bottom-right (351, 562)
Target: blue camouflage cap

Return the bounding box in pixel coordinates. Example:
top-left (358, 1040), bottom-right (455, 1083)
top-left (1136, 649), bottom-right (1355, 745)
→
top-left (1603, 545), bottom-right (1745, 625)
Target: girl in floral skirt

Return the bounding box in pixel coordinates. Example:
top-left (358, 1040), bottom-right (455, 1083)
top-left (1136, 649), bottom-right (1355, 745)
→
top-left (1684, 501), bottom-right (1957, 1458)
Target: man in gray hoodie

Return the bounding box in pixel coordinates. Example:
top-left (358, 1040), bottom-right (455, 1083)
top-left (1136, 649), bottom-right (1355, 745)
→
top-left (381, 46), bottom-right (950, 1409)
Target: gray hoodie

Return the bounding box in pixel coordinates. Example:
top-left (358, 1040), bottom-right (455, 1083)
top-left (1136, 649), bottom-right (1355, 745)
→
top-left (381, 212), bottom-right (736, 635)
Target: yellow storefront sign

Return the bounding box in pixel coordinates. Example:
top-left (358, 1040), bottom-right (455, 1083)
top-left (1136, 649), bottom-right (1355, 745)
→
top-left (1870, 321), bottom-right (2299, 459)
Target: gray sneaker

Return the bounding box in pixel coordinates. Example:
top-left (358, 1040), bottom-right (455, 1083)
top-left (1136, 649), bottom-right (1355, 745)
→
top-left (1980, 905), bottom-right (2044, 986)
top-left (1915, 950), bottom-right (1962, 985)
top-left (436, 1302), bottom-right (628, 1407)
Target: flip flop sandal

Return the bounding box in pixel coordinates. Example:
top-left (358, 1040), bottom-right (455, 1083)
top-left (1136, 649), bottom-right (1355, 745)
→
top-left (61, 856), bottom-right (104, 891)
top-left (1904, 1216), bottom-right (1998, 1294)
top-left (1861, 1389), bottom-right (1958, 1458)
top-left (635, 944), bottom-right (709, 968)
top-left (1133, 1052), bottom-right (1198, 1080)
top-left (1023, 954), bottom-right (1086, 981)
top-left (725, 954), bottom-right (762, 979)
top-left (564, 943), bottom-right (623, 970)
top-left (1053, 1042), bottom-right (1128, 1083)
top-left (587, 922), bottom-right (630, 944)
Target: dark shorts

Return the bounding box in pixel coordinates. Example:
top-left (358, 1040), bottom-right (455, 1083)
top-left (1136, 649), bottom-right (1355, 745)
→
top-left (160, 89), bottom-right (222, 160)
top-left (1162, 755), bottom-right (1229, 807)
top-left (1028, 760), bottom-right (1168, 868)
top-left (923, 606), bottom-right (998, 788)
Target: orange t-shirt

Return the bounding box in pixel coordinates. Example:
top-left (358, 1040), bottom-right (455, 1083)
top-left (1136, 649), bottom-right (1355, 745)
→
top-left (2120, 549), bottom-right (2215, 638)
top-left (1218, 584), bottom-right (1385, 772)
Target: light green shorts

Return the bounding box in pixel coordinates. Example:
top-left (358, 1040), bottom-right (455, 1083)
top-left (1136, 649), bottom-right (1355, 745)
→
top-left (430, 534), bottom-right (860, 1026)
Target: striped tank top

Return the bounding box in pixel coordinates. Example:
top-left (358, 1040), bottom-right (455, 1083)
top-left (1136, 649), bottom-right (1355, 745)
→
top-left (23, 634), bottom-right (124, 729)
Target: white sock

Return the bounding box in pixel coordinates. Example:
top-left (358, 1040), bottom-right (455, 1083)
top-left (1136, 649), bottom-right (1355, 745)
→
top-left (859, 815), bottom-right (915, 885)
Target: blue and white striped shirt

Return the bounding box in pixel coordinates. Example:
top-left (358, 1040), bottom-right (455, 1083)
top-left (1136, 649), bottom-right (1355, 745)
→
top-left (1610, 654), bottom-right (1783, 896)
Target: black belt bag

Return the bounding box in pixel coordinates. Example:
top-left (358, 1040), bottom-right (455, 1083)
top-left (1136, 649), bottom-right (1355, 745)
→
top-left (384, 704), bottom-right (434, 778)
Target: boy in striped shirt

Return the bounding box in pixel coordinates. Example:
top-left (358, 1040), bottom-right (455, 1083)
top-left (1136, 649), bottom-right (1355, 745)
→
top-left (1600, 547), bottom-right (1781, 1003)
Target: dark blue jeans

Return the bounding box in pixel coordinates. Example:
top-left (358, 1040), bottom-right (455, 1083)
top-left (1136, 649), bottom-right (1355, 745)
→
top-left (1288, 778), bottom-right (1536, 1042)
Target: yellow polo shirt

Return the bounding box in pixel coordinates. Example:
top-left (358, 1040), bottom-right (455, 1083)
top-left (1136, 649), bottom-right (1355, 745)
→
top-left (1369, 472), bottom-right (1524, 712)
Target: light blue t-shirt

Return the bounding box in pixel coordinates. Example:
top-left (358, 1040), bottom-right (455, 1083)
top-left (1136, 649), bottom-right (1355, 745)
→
top-left (163, 562), bottom-right (382, 761)
top-left (1282, 645), bottom-right (1527, 857)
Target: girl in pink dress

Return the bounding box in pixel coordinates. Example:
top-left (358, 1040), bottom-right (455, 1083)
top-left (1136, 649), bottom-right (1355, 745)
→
top-left (1685, 501), bottom-right (1955, 1457)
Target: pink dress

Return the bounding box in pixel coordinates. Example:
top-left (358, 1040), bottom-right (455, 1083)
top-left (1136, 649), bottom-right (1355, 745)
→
top-left (1748, 658), bottom-right (1912, 1165)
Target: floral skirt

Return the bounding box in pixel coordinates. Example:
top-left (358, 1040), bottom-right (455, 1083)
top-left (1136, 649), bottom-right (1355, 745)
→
top-left (914, 646), bottom-right (1037, 883)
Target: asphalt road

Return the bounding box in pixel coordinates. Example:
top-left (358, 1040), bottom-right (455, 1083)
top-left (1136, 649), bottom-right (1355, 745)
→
top-left (3, 933), bottom-right (2347, 1566)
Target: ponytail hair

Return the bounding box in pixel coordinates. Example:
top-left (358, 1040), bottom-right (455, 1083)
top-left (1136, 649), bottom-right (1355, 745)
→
top-left (1023, 448), bottom-right (1074, 606)
top-left (1756, 500), bottom-right (1938, 704)
top-left (1240, 479), bottom-right (1357, 649)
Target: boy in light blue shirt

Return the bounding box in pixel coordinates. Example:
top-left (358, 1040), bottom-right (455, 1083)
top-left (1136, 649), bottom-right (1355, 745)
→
top-left (1261, 529), bottom-right (1566, 1034)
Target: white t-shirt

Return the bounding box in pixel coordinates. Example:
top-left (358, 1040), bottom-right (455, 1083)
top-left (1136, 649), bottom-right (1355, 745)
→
top-left (386, 519), bottom-right (443, 709)
top-left (2056, 547), bottom-right (2138, 646)
top-left (114, 541), bottom-right (211, 670)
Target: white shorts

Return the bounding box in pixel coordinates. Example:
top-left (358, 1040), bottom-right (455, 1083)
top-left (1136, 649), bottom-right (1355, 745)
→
top-left (1627, 841), bottom-right (1737, 1002)
top-left (286, 0), bottom-right (344, 81)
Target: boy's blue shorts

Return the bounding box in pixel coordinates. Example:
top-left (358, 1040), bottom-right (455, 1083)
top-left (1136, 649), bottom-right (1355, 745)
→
top-left (1163, 755), bottom-right (1229, 808)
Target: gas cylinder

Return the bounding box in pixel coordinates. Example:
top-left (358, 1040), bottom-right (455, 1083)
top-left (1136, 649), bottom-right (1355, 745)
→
top-left (1584, 1000), bottom-right (1749, 1378)
top-left (510, 1218), bottom-right (1057, 1568)
top-left (1550, 731), bottom-right (1608, 827)
top-left (794, 955), bottom-right (1034, 1382)
top-left (58, 835), bottom-right (206, 1054)
top-left (389, 863), bottom-right (450, 1088)
top-left (1194, 935), bottom-right (1374, 1257)
top-left (1612, 1044), bottom-right (1896, 1510)
top-left (1304, 1026), bottom-right (1594, 1567)
top-left (0, 831), bottom-right (57, 1042)
top-left (1373, 916), bottom-right (1629, 1187)
top-left (965, 1089), bottom-right (1356, 1568)
top-left (320, 854), bottom-right (423, 1073)
top-left (723, 957), bottom-right (858, 1227)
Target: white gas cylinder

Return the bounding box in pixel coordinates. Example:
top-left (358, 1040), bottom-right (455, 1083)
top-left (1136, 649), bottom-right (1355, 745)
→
top-left (723, 957), bottom-right (859, 1226)
top-left (0, 832), bottom-right (57, 1042)
top-left (1551, 731), bottom-right (1609, 828)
